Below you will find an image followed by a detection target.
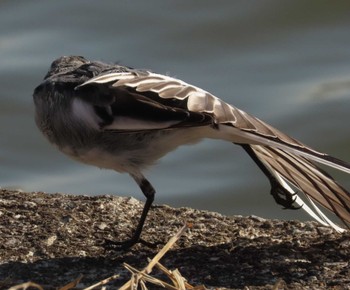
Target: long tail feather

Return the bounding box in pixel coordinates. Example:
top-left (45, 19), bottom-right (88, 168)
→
top-left (222, 126), bottom-right (350, 175)
top-left (250, 144), bottom-right (350, 229)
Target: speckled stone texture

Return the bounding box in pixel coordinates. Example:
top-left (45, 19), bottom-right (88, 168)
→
top-left (0, 189), bottom-right (349, 289)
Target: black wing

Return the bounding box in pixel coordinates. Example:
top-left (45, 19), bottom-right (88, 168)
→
top-left (75, 77), bottom-right (213, 132)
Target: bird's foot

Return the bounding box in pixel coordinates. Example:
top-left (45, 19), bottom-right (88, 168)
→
top-left (270, 183), bottom-right (302, 210)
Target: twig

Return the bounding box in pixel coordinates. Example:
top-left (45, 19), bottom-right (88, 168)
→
top-left (8, 282), bottom-right (44, 290)
top-left (119, 223), bottom-right (188, 289)
top-left (84, 274), bottom-right (120, 290)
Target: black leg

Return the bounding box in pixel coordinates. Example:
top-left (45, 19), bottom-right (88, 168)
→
top-left (240, 144), bottom-right (301, 210)
top-left (104, 173), bottom-right (158, 250)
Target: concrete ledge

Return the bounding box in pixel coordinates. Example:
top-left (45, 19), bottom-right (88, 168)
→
top-left (0, 189), bottom-right (349, 289)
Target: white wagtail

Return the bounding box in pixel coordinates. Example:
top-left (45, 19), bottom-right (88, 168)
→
top-left (33, 56), bottom-right (350, 248)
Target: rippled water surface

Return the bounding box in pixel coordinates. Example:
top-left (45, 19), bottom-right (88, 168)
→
top-left (1, 1), bottom-right (350, 221)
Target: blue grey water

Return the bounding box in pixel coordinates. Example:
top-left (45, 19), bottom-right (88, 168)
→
top-left (1, 1), bottom-right (350, 222)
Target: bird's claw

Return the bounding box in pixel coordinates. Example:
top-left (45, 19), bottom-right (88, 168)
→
top-left (270, 183), bottom-right (302, 210)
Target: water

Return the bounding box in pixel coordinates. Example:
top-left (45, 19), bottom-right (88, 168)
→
top-left (1, 1), bottom-right (350, 222)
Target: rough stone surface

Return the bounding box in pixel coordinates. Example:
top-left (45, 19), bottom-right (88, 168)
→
top-left (0, 189), bottom-right (349, 289)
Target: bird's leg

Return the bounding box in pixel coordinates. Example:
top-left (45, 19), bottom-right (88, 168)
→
top-left (104, 173), bottom-right (158, 250)
top-left (240, 144), bottom-right (301, 210)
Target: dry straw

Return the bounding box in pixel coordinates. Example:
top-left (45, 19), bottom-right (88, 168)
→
top-left (8, 223), bottom-right (206, 290)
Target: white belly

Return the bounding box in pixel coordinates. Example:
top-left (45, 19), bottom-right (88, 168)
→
top-left (60, 126), bottom-right (213, 174)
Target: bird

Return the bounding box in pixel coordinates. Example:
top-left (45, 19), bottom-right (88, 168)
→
top-left (33, 55), bottom-right (350, 249)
